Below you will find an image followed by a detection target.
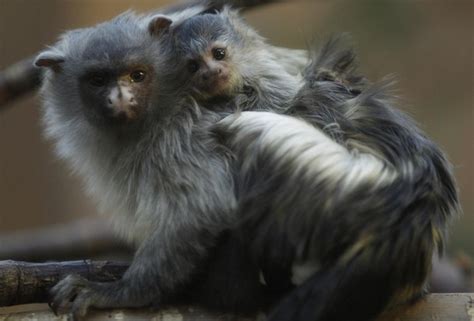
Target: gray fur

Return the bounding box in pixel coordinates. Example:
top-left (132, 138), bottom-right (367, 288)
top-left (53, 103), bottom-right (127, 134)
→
top-left (162, 7), bottom-right (302, 111)
top-left (35, 5), bottom-right (459, 321)
top-left (215, 36), bottom-right (459, 321)
top-left (38, 11), bottom-right (239, 318)
top-left (38, 6), bottom-right (305, 319)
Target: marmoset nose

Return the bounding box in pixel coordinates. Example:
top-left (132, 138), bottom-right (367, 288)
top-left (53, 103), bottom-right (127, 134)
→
top-left (106, 84), bottom-right (137, 119)
top-left (201, 68), bottom-right (222, 82)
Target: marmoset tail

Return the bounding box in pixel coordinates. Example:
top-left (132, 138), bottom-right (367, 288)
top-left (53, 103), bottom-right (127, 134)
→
top-left (216, 37), bottom-right (459, 321)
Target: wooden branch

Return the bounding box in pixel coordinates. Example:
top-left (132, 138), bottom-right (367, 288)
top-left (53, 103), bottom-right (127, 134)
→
top-left (431, 254), bottom-right (473, 293)
top-left (0, 260), bottom-right (128, 306)
top-left (0, 304), bottom-right (257, 321)
top-left (1, 260), bottom-right (473, 320)
top-left (0, 57), bottom-right (41, 110)
top-left (2, 224), bottom-right (471, 291)
top-left (0, 294), bottom-right (472, 321)
top-left (161, 0), bottom-right (281, 13)
top-left (378, 293), bottom-right (474, 321)
top-left (209, 0), bottom-right (281, 9)
top-left (0, 0), bottom-right (280, 110)
top-left (0, 218), bottom-right (131, 261)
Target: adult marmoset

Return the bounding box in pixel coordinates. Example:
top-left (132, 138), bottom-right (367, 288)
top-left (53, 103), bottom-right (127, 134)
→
top-left (35, 9), bottom-right (244, 319)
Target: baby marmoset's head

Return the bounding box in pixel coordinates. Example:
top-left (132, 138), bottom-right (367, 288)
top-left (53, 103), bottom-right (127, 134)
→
top-left (157, 7), bottom-right (274, 103)
top-left (35, 12), bottom-right (172, 128)
top-left (154, 7), bottom-right (302, 111)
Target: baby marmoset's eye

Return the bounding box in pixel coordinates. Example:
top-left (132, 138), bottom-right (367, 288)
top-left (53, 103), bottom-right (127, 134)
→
top-left (188, 60), bottom-right (200, 73)
top-left (130, 70), bottom-right (147, 83)
top-left (212, 48), bottom-right (226, 60)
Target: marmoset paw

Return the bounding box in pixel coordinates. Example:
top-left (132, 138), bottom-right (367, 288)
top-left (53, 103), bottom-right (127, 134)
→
top-left (49, 274), bottom-right (94, 321)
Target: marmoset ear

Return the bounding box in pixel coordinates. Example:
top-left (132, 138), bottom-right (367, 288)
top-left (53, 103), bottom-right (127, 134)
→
top-left (148, 15), bottom-right (173, 37)
top-left (34, 50), bottom-right (65, 69)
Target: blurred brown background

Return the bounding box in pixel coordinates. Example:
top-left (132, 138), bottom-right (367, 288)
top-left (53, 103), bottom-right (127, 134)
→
top-left (0, 0), bottom-right (472, 259)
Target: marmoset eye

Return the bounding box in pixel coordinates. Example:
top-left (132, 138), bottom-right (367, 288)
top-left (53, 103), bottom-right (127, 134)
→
top-left (130, 70), bottom-right (146, 83)
top-left (212, 48), bottom-right (226, 60)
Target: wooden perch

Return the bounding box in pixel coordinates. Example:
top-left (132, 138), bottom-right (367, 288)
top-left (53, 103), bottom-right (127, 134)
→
top-left (0, 260), bottom-right (128, 306)
top-left (162, 0), bottom-right (281, 13)
top-left (0, 218), bottom-right (131, 261)
top-left (0, 0), bottom-right (280, 110)
top-left (379, 293), bottom-right (474, 321)
top-left (0, 57), bottom-right (41, 110)
top-left (0, 304), bottom-right (258, 321)
top-left (2, 222), bottom-right (471, 291)
top-left (0, 294), bottom-right (472, 321)
top-left (1, 260), bottom-right (473, 321)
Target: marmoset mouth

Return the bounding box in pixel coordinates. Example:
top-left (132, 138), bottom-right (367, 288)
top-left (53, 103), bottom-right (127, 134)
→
top-left (196, 79), bottom-right (232, 97)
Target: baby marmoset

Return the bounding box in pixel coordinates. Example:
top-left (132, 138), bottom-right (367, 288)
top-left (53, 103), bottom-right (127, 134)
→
top-left (153, 7), bottom-right (303, 111)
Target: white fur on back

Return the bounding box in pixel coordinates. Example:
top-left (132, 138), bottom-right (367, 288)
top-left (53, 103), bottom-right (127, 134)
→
top-left (219, 112), bottom-right (397, 194)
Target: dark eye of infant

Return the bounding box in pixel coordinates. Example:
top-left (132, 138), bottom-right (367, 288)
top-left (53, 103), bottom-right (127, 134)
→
top-left (130, 70), bottom-right (146, 82)
top-left (212, 48), bottom-right (226, 60)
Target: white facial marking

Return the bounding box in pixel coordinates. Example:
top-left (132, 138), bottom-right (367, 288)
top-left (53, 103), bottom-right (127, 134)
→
top-left (107, 82), bottom-right (137, 116)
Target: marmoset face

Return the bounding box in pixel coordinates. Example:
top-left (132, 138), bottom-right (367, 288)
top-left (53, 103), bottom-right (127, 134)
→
top-left (186, 44), bottom-right (233, 98)
top-left (77, 62), bottom-right (154, 124)
top-left (172, 14), bottom-right (244, 100)
top-left (35, 13), bottom-right (163, 127)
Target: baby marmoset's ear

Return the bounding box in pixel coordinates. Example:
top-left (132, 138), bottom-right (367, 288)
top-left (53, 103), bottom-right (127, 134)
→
top-left (148, 15), bottom-right (173, 37)
top-left (34, 50), bottom-right (65, 69)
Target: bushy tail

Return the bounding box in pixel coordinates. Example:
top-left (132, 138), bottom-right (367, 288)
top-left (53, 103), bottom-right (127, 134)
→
top-left (290, 35), bottom-right (459, 236)
top-left (277, 36), bottom-right (459, 321)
